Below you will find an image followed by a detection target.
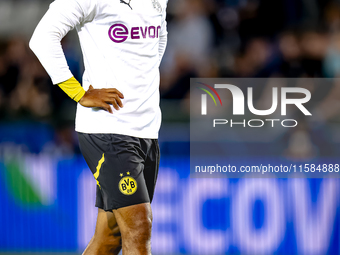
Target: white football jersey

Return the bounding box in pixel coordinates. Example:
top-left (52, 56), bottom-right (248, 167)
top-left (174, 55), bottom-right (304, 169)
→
top-left (30, 0), bottom-right (167, 138)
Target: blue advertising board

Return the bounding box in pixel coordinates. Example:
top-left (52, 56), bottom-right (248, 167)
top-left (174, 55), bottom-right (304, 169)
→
top-left (0, 153), bottom-right (339, 254)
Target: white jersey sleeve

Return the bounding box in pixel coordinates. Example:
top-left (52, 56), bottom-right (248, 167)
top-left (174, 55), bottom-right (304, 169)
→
top-left (29, 0), bottom-right (97, 84)
top-left (158, 2), bottom-right (167, 64)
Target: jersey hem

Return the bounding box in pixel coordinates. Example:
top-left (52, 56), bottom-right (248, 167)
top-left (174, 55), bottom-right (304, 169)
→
top-left (75, 127), bottom-right (159, 139)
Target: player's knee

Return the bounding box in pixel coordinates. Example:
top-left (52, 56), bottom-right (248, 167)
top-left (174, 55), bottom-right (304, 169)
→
top-left (125, 209), bottom-right (152, 243)
top-left (138, 214), bottom-right (152, 237)
top-left (107, 234), bottom-right (122, 248)
top-left (95, 233), bottom-right (122, 254)
top-left (105, 236), bottom-right (122, 253)
top-left (128, 217), bottom-right (152, 245)
top-left (92, 224), bottom-right (122, 251)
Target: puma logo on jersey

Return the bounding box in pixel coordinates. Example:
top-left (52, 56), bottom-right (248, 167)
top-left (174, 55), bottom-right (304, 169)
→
top-left (120, 0), bottom-right (132, 10)
top-left (109, 24), bottom-right (161, 43)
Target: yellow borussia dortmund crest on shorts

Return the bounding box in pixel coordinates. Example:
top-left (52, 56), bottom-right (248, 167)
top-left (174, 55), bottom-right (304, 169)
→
top-left (119, 176), bottom-right (137, 195)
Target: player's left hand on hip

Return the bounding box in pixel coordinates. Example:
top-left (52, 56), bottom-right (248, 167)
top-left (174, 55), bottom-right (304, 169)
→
top-left (79, 85), bottom-right (124, 114)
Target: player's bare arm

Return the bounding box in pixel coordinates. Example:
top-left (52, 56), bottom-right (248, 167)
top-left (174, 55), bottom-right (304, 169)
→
top-left (79, 85), bottom-right (124, 113)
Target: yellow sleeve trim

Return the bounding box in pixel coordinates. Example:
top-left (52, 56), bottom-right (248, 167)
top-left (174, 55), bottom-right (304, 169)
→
top-left (58, 76), bottom-right (86, 102)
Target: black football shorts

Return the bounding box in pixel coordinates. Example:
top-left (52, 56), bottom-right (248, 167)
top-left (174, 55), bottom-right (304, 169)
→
top-left (77, 132), bottom-right (160, 211)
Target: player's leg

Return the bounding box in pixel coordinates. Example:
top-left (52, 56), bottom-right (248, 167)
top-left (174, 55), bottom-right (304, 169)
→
top-left (78, 133), bottom-right (122, 254)
top-left (109, 139), bottom-right (159, 254)
top-left (83, 208), bottom-right (122, 255)
top-left (78, 133), bottom-right (159, 254)
top-left (113, 202), bottom-right (152, 255)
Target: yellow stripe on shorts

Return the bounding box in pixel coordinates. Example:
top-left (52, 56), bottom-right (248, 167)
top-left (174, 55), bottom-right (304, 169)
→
top-left (94, 153), bottom-right (105, 188)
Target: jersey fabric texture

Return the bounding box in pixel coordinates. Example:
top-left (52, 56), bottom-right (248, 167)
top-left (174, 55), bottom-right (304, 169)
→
top-left (78, 133), bottom-right (160, 210)
top-left (29, 0), bottom-right (168, 139)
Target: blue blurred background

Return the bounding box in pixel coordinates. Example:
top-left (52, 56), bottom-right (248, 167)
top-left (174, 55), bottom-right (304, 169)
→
top-left (1, 0), bottom-right (340, 254)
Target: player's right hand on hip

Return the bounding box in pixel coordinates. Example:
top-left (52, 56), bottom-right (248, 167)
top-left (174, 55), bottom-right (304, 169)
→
top-left (79, 85), bottom-right (124, 114)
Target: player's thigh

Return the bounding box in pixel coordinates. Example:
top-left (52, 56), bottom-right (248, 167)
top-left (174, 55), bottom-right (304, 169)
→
top-left (113, 202), bottom-right (152, 240)
top-left (95, 208), bottom-right (121, 239)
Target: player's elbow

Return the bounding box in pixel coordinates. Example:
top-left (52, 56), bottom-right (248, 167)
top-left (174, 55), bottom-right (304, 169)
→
top-left (29, 30), bottom-right (46, 55)
top-left (29, 35), bottom-right (39, 54)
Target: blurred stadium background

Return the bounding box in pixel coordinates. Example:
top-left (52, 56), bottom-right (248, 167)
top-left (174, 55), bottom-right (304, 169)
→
top-left (1, 0), bottom-right (340, 254)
